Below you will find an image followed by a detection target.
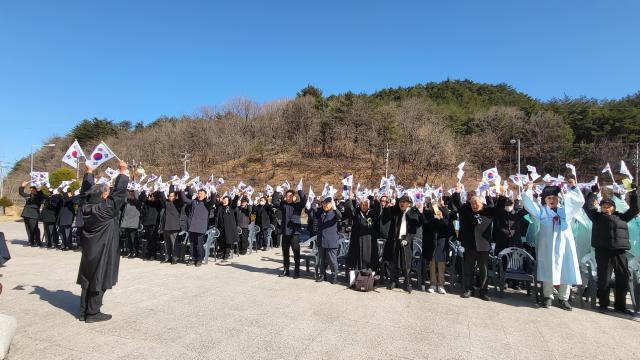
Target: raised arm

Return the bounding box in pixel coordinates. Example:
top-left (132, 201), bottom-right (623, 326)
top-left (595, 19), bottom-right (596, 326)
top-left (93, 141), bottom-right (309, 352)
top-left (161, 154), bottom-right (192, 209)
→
top-left (521, 188), bottom-right (542, 221)
top-left (111, 174), bottom-right (130, 211)
top-left (562, 185), bottom-right (585, 222)
top-left (620, 190), bottom-right (639, 222)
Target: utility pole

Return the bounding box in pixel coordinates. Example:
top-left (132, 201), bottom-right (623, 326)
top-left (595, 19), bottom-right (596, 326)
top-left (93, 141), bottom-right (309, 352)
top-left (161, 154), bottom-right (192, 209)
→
top-left (178, 150), bottom-right (190, 174)
top-left (0, 161), bottom-right (6, 198)
top-left (384, 142), bottom-right (397, 179)
top-left (636, 143), bottom-right (640, 188)
top-left (510, 139), bottom-right (521, 174)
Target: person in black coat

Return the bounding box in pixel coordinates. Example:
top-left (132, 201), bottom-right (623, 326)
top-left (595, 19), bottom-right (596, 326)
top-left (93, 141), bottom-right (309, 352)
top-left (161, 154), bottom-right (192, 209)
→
top-left (158, 186), bottom-right (183, 264)
top-left (451, 183), bottom-right (504, 301)
top-left (584, 187), bottom-right (639, 314)
top-left (493, 198), bottom-right (529, 255)
top-left (374, 194), bottom-right (392, 242)
top-left (77, 161), bottom-right (128, 322)
top-left (237, 196), bottom-right (252, 254)
top-left (119, 190), bottom-right (141, 257)
top-left (215, 195), bottom-right (240, 259)
top-left (315, 197), bottom-right (342, 284)
top-left (343, 194), bottom-right (380, 273)
top-left (179, 188), bottom-right (215, 267)
top-left (422, 201), bottom-right (452, 294)
top-left (41, 191), bottom-right (62, 248)
top-left (272, 189), bottom-right (306, 278)
top-left (304, 196), bottom-right (320, 239)
top-left (58, 189), bottom-right (80, 250)
top-left (18, 181), bottom-right (46, 246)
top-left (381, 195), bottom-right (424, 293)
top-left (139, 190), bottom-right (162, 260)
top-left (252, 196), bottom-right (274, 249)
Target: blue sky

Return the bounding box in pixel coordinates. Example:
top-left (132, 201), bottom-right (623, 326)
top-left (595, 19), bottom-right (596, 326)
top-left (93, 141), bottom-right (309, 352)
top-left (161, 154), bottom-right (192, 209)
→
top-left (1, 0), bottom-right (639, 167)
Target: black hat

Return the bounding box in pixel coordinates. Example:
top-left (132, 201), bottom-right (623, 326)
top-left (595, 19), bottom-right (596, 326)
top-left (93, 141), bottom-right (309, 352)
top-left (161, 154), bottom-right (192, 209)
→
top-left (398, 195), bottom-right (413, 204)
top-left (600, 198), bottom-right (615, 208)
top-left (322, 197), bottom-right (333, 203)
top-left (541, 186), bottom-right (561, 201)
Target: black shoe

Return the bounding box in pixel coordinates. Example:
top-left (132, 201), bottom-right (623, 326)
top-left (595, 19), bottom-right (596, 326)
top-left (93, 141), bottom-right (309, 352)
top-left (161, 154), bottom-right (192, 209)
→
top-left (558, 300), bottom-right (572, 311)
top-left (279, 270), bottom-right (290, 277)
top-left (85, 312), bottom-right (112, 323)
top-left (598, 305), bottom-right (608, 314)
top-left (315, 276), bottom-right (323, 282)
top-left (195, 261), bottom-right (202, 267)
top-left (614, 307), bottom-right (634, 316)
top-left (330, 276), bottom-right (337, 285)
top-left (541, 297), bottom-right (552, 308)
top-left (404, 283), bottom-right (412, 294)
top-left (461, 290), bottom-right (472, 298)
top-left (293, 272), bottom-right (300, 279)
top-left (186, 261), bottom-right (193, 266)
top-left (386, 281), bottom-right (396, 290)
top-left (160, 259), bottom-right (167, 264)
top-left (170, 258), bottom-right (177, 265)
top-left (479, 293), bottom-right (491, 301)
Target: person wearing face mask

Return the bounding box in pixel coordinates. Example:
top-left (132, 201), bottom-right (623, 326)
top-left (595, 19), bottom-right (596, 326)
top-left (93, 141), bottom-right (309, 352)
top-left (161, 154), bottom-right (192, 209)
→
top-left (315, 197), bottom-right (343, 284)
top-left (451, 182), bottom-right (504, 301)
top-left (422, 200), bottom-right (452, 294)
top-left (253, 196), bottom-right (274, 250)
top-left (493, 198), bottom-right (528, 255)
top-left (272, 188), bottom-right (307, 278)
top-left (584, 186), bottom-right (639, 315)
top-left (381, 194), bottom-right (424, 293)
top-left (158, 185), bottom-right (184, 264)
top-left (77, 161), bottom-right (128, 322)
top-left (343, 193), bottom-right (379, 274)
top-left (215, 195), bottom-right (240, 260)
top-left (139, 189), bottom-right (162, 260)
top-left (236, 196), bottom-right (252, 255)
top-left (522, 179), bottom-right (584, 310)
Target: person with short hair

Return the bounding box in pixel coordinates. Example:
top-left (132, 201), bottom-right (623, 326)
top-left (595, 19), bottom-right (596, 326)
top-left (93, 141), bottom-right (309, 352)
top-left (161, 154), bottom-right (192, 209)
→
top-left (178, 187), bottom-right (215, 267)
top-left (584, 186), bottom-right (639, 315)
top-left (451, 182), bottom-right (504, 301)
top-left (18, 181), bottom-right (46, 246)
top-left (272, 188), bottom-right (306, 278)
top-left (77, 161), bottom-right (129, 322)
top-left (315, 197), bottom-right (343, 284)
top-left (381, 194), bottom-right (423, 293)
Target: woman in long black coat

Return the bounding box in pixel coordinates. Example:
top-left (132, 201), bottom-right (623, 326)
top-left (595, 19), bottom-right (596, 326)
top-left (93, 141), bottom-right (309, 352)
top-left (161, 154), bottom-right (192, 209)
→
top-left (215, 195), bottom-right (239, 259)
top-left (344, 195), bottom-right (380, 272)
top-left (77, 161), bottom-right (128, 322)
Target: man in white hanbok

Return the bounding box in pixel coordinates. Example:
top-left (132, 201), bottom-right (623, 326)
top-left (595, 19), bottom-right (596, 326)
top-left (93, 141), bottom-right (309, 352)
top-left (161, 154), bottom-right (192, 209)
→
top-left (522, 179), bottom-right (584, 310)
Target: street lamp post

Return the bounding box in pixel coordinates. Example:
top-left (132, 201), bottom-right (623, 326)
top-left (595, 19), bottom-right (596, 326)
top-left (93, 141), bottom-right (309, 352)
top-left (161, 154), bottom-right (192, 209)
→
top-left (30, 144), bottom-right (56, 173)
top-left (510, 139), bottom-right (521, 174)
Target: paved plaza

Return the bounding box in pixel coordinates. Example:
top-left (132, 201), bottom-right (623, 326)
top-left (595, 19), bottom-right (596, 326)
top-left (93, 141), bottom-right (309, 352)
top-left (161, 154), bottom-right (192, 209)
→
top-left (0, 220), bottom-right (638, 360)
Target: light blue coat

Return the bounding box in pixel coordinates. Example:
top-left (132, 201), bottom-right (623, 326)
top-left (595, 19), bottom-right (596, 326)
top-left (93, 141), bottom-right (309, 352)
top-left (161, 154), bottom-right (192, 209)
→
top-left (522, 187), bottom-right (584, 285)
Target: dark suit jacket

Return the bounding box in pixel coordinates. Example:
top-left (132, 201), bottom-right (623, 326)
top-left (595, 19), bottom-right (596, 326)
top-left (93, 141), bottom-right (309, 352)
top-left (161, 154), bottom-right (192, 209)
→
top-left (315, 208), bottom-right (342, 249)
top-left (19, 186), bottom-right (45, 219)
top-left (451, 192), bottom-right (503, 252)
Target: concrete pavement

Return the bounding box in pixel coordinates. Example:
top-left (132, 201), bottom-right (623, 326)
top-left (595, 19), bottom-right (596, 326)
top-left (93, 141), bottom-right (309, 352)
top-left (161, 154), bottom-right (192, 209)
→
top-left (0, 220), bottom-right (638, 359)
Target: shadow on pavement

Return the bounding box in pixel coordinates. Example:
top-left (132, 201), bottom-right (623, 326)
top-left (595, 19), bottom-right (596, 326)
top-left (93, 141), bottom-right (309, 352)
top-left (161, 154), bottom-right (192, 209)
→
top-left (29, 285), bottom-right (79, 318)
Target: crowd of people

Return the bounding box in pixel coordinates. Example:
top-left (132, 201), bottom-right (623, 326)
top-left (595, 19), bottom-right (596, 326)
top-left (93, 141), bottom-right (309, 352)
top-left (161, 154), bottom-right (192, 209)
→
top-left (17, 161), bottom-right (640, 322)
